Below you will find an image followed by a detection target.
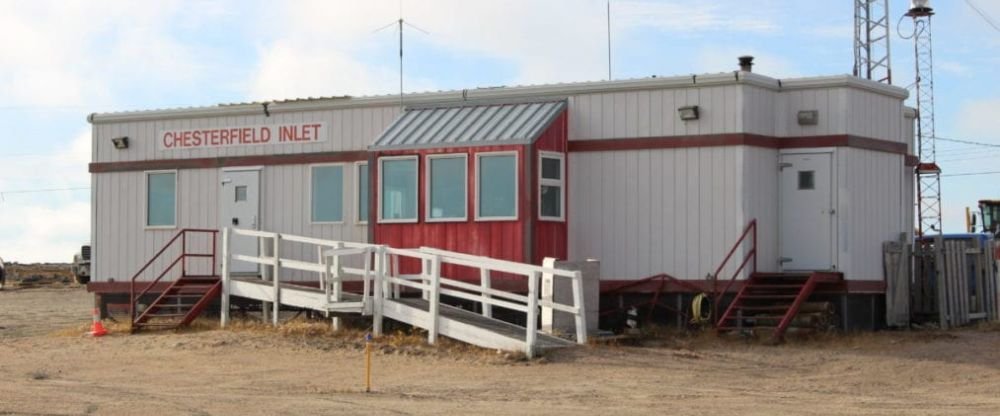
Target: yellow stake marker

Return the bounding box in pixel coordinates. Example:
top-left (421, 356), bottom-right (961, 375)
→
top-left (365, 332), bottom-right (372, 393)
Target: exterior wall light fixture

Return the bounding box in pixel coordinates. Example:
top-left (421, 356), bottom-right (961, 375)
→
top-left (111, 136), bottom-right (129, 149)
top-left (678, 105), bottom-right (700, 121)
top-left (797, 110), bottom-right (819, 126)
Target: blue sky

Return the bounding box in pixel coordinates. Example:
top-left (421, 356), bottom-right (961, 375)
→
top-left (1, 0), bottom-right (998, 262)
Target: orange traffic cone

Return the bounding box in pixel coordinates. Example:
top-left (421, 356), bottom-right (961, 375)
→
top-left (89, 308), bottom-right (108, 337)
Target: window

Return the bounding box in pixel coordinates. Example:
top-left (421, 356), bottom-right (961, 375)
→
top-left (477, 153), bottom-right (518, 220)
top-left (539, 153), bottom-right (564, 221)
top-left (234, 186), bottom-right (247, 202)
top-left (427, 154), bottom-right (468, 221)
top-left (380, 157), bottom-right (418, 222)
top-left (311, 165), bottom-right (344, 223)
top-left (356, 162), bottom-right (369, 224)
top-left (146, 171), bottom-right (176, 227)
top-left (798, 170), bottom-right (815, 190)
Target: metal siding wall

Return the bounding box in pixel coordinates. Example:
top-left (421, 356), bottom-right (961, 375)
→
top-left (92, 168), bottom-right (219, 282)
top-left (91, 107), bottom-right (394, 282)
top-left (775, 87), bottom-right (849, 138)
top-left (567, 147), bottom-right (744, 280)
top-left (845, 89), bottom-right (905, 142)
top-left (836, 148), bottom-right (907, 281)
top-left (93, 106), bottom-right (399, 163)
top-left (743, 86), bottom-right (776, 136)
top-left (742, 147), bottom-right (779, 274)
top-left (566, 85), bottom-right (743, 140)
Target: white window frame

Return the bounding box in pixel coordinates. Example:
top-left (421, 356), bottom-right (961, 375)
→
top-left (474, 151), bottom-right (519, 222)
top-left (425, 153), bottom-right (469, 223)
top-left (144, 170), bottom-right (178, 230)
top-left (309, 163), bottom-right (346, 225)
top-left (538, 151), bottom-right (566, 222)
top-left (355, 161), bottom-right (369, 225)
top-left (378, 155), bottom-right (419, 224)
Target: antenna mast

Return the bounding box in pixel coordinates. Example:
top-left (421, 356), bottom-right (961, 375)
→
top-left (907, 0), bottom-right (942, 236)
top-left (607, 0), bottom-right (612, 80)
top-left (373, 4), bottom-right (428, 111)
top-left (853, 0), bottom-right (892, 83)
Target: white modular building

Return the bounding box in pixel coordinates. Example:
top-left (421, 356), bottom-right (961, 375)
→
top-left (87, 64), bottom-right (915, 328)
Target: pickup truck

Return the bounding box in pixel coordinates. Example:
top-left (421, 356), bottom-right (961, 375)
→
top-left (71, 245), bottom-right (91, 285)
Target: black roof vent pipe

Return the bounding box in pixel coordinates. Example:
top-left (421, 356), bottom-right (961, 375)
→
top-left (738, 55), bottom-right (754, 72)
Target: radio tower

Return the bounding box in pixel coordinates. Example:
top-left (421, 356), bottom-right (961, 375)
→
top-left (907, 0), bottom-right (942, 236)
top-left (853, 0), bottom-right (892, 83)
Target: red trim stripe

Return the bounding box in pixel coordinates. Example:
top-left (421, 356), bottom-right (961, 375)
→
top-left (569, 133), bottom-right (908, 155)
top-left (89, 134), bottom-right (909, 173)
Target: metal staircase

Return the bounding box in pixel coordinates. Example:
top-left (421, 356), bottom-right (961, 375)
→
top-left (133, 276), bottom-right (221, 331)
top-left (129, 229), bottom-right (220, 332)
top-left (716, 271), bottom-right (842, 341)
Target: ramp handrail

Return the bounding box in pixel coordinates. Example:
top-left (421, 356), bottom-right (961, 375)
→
top-left (710, 219), bottom-right (757, 323)
top-left (129, 228), bottom-right (218, 326)
top-left (385, 246), bottom-right (587, 356)
top-left (221, 228), bottom-right (381, 326)
top-left (219, 227), bottom-right (587, 358)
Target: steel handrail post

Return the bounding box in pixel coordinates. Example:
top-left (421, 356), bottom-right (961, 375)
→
top-left (272, 234), bottom-right (281, 326)
top-left (181, 230), bottom-right (187, 278)
top-left (220, 227), bottom-right (230, 327)
top-left (212, 230), bottom-right (218, 276)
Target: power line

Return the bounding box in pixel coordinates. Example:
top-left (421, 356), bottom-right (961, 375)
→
top-left (964, 0), bottom-right (1000, 33)
top-left (941, 170), bottom-right (1000, 178)
top-left (933, 136), bottom-right (1000, 148)
top-left (0, 187), bottom-right (90, 195)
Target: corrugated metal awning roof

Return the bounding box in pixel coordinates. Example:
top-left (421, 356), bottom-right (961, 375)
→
top-left (370, 99), bottom-right (566, 150)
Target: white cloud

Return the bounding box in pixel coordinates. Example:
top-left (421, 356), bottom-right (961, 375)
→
top-left (937, 60), bottom-right (971, 77)
top-left (0, 130), bottom-right (91, 263)
top-left (613, 0), bottom-right (777, 34)
top-left (955, 98), bottom-right (1000, 141)
top-left (0, 202), bottom-right (90, 264)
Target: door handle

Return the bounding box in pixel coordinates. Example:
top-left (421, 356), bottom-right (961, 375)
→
top-left (232, 217), bottom-right (239, 226)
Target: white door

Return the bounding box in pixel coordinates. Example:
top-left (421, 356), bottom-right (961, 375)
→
top-left (221, 169), bottom-right (260, 274)
top-left (779, 153), bottom-right (835, 271)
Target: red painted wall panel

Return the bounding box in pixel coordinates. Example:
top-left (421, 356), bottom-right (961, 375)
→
top-left (372, 109), bottom-right (569, 282)
top-left (531, 112), bottom-right (569, 264)
top-left (373, 144), bottom-right (527, 281)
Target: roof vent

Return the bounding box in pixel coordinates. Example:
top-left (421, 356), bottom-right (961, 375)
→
top-left (738, 56), bottom-right (754, 72)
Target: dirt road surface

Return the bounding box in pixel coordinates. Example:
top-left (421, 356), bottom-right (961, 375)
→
top-left (2, 287), bottom-right (1000, 415)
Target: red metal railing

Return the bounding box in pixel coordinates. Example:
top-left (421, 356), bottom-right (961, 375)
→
top-left (129, 228), bottom-right (218, 325)
top-left (710, 219), bottom-right (757, 322)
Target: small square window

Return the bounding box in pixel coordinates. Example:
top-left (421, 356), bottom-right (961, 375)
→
top-left (798, 170), bottom-right (815, 190)
top-left (235, 186), bottom-right (247, 202)
top-left (541, 157), bottom-right (561, 180)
